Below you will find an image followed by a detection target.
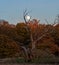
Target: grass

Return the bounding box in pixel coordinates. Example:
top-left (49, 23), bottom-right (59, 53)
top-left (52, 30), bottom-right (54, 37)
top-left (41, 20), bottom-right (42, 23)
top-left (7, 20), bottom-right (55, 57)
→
top-left (0, 57), bottom-right (59, 64)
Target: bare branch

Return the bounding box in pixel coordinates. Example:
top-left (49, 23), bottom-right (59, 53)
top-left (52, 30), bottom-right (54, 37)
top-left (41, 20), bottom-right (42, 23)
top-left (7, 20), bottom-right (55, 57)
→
top-left (34, 25), bottom-right (54, 44)
top-left (23, 9), bottom-right (31, 24)
top-left (45, 19), bottom-right (49, 24)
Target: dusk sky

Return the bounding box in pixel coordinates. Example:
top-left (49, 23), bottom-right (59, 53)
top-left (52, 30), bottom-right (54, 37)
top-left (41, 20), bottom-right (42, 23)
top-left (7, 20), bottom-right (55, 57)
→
top-left (0, 0), bottom-right (59, 24)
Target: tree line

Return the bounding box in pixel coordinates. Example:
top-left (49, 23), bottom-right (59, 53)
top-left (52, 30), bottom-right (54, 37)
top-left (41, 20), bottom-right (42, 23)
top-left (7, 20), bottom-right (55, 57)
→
top-left (0, 19), bottom-right (59, 59)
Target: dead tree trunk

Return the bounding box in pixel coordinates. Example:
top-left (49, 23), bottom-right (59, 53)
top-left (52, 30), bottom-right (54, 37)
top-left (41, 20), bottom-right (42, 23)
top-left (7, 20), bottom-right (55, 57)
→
top-left (22, 10), bottom-right (56, 62)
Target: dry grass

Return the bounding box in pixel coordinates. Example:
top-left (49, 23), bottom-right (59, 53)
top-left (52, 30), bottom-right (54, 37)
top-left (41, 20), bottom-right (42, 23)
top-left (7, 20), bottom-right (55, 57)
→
top-left (0, 63), bottom-right (59, 65)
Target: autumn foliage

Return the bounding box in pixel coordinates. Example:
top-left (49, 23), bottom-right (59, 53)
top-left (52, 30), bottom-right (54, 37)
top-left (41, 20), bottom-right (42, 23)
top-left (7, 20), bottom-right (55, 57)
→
top-left (0, 19), bottom-right (59, 58)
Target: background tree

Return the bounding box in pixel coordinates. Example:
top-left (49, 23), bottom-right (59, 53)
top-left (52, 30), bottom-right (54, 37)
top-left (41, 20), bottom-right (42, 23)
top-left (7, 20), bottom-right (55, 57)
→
top-left (16, 23), bottom-right (31, 46)
top-left (0, 34), bottom-right (20, 58)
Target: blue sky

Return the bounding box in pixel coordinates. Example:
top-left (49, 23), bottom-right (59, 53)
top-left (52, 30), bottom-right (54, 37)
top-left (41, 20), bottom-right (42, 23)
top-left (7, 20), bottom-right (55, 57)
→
top-left (0, 0), bottom-right (59, 24)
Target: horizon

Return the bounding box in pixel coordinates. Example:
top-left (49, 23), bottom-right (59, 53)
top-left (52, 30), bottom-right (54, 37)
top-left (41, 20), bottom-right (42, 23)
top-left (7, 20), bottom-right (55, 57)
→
top-left (0, 0), bottom-right (59, 24)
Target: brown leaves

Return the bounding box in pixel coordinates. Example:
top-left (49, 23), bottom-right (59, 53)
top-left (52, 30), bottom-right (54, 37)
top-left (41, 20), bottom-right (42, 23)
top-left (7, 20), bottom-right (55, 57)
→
top-left (0, 19), bottom-right (59, 58)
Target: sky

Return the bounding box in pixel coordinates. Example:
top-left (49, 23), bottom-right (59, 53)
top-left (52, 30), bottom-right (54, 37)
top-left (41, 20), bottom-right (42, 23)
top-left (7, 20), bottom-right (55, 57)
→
top-left (0, 0), bottom-right (59, 24)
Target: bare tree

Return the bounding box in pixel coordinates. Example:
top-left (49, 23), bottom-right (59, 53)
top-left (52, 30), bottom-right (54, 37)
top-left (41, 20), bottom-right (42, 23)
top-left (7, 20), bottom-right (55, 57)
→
top-left (23, 9), bottom-right (34, 62)
top-left (21, 10), bottom-right (56, 62)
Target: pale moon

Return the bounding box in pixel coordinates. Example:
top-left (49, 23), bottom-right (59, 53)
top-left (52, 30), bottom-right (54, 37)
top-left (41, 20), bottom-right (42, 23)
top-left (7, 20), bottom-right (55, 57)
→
top-left (26, 15), bottom-right (30, 20)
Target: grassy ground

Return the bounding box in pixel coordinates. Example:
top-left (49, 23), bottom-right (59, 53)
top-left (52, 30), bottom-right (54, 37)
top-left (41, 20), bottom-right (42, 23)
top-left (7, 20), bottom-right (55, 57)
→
top-left (0, 57), bottom-right (59, 64)
top-left (0, 63), bottom-right (59, 65)
top-left (0, 64), bottom-right (59, 65)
